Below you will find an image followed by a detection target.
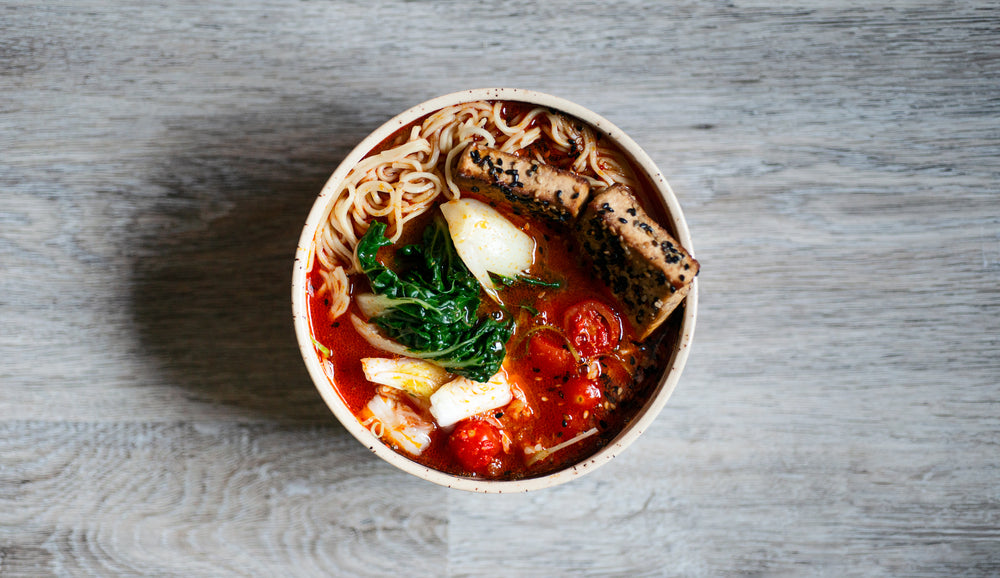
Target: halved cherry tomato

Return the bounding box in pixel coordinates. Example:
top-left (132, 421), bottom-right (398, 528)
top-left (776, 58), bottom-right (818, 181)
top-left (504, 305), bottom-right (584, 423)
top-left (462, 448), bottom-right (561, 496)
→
top-left (528, 330), bottom-right (575, 377)
top-left (563, 300), bottom-right (622, 358)
top-left (448, 419), bottom-right (502, 473)
top-left (600, 355), bottom-right (634, 401)
top-left (564, 376), bottom-right (603, 410)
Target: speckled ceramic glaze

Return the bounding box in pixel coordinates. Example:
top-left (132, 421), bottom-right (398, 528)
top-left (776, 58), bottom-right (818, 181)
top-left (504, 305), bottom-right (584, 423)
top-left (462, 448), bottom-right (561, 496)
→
top-left (292, 88), bottom-right (698, 493)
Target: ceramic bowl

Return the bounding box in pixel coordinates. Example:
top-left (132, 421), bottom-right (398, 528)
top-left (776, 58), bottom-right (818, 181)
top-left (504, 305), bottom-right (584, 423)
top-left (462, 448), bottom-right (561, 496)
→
top-left (292, 88), bottom-right (698, 492)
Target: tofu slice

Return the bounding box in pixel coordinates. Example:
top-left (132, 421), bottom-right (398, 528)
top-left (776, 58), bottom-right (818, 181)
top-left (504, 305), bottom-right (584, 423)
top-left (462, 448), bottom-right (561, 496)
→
top-left (575, 185), bottom-right (700, 340)
top-left (454, 144), bottom-right (590, 222)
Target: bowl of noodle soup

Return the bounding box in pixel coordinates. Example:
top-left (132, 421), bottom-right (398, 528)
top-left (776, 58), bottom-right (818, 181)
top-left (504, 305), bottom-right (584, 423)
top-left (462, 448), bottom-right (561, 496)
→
top-left (292, 88), bottom-right (698, 492)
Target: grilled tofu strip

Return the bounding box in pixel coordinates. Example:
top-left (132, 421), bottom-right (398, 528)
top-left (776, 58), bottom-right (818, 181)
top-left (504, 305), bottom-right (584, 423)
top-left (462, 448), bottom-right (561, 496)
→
top-left (454, 144), bottom-right (590, 222)
top-left (576, 185), bottom-right (699, 340)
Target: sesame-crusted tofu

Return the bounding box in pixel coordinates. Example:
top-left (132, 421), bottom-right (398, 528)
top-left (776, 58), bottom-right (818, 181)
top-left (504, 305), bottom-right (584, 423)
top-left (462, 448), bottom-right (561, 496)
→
top-left (454, 144), bottom-right (590, 222)
top-left (575, 185), bottom-right (699, 340)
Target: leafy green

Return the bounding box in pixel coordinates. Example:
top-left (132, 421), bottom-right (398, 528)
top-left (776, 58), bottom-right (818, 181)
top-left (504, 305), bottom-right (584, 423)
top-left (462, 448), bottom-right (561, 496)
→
top-left (356, 218), bottom-right (514, 382)
top-left (490, 272), bottom-right (563, 288)
top-left (519, 304), bottom-right (540, 317)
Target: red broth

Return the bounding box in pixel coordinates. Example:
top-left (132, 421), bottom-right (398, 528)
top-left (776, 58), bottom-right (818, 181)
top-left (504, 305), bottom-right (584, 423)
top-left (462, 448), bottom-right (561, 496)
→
top-left (307, 103), bottom-right (680, 479)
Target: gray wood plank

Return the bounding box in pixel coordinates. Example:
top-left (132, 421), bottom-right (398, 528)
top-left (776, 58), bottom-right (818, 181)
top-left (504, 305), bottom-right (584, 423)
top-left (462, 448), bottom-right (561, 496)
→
top-left (0, 422), bottom-right (447, 577)
top-left (2, 0), bottom-right (998, 575)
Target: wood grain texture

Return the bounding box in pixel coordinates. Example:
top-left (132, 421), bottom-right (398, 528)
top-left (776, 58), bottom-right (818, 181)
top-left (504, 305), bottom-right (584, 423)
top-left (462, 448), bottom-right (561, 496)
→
top-left (2, 0), bottom-right (999, 576)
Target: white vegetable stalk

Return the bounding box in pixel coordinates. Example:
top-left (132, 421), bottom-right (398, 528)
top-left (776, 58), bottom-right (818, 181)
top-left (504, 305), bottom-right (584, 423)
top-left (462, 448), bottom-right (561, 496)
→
top-left (429, 371), bottom-right (513, 427)
top-left (439, 198), bottom-right (535, 303)
top-left (355, 293), bottom-right (393, 319)
top-left (363, 392), bottom-right (435, 456)
top-left (361, 357), bottom-right (452, 399)
top-left (350, 314), bottom-right (411, 357)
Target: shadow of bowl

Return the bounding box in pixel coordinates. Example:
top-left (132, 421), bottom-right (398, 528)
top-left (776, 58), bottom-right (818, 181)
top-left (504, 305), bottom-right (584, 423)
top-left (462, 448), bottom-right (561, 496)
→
top-left (128, 100), bottom-right (391, 425)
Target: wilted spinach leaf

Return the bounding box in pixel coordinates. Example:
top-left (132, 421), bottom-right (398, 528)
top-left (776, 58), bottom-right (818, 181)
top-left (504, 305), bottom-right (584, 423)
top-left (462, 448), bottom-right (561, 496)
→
top-left (357, 217), bottom-right (514, 382)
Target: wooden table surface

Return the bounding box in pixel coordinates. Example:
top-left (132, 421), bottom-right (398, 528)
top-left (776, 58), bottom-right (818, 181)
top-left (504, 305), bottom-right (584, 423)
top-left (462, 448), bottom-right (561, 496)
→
top-left (3, 1), bottom-right (998, 576)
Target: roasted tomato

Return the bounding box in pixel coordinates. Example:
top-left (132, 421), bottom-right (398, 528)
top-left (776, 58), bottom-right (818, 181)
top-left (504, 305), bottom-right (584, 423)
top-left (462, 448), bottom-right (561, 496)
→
top-left (563, 299), bottom-right (621, 358)
top-left (564, 376), bottom-right (603, 410)
top-left (528, 330), bottom-right (576, 377)
top-left (448, 419), bottom-right (503, 473)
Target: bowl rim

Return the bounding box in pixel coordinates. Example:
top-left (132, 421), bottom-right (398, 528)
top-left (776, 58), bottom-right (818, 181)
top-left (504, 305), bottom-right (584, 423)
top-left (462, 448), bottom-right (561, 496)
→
top-left (291, 88), bottom-right (698, 493)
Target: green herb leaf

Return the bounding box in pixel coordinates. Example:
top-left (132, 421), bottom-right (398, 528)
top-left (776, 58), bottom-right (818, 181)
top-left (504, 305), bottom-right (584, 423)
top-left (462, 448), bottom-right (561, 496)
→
top-left (515, 274), bottom-right (562, 288)
top-left (490, 272), bottom-right (562, 288)
top-left (519, 304), bottom-right (540, 317)
top-left (311, 338), bottom-right (332, 358)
